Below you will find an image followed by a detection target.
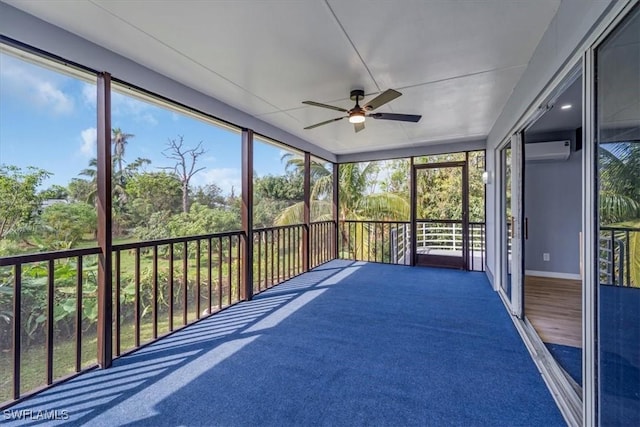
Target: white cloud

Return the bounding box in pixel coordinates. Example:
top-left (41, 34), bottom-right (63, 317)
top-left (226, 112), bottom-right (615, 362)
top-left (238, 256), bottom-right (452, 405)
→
top-left (196, 168), bottom-right (241, 196)
top-left (112, 91), bottom-right (159, 126)
top-left (1, 55), bottom-right (74, 114)
top-left (79, 127), bottom-right (97, 157)
top-left (81, 83), bottom-right (97, 106)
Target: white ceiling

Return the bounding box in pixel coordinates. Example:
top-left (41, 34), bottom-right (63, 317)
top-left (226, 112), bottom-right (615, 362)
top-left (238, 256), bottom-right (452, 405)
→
top-left (527, 78), bottom-right (582, 135)
top-left (4, 0), bottom-right (561, 155)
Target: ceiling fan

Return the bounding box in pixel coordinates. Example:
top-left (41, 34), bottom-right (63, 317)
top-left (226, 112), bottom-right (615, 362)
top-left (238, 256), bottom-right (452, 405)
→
top-left (302, 89), bottom-right (421, 133)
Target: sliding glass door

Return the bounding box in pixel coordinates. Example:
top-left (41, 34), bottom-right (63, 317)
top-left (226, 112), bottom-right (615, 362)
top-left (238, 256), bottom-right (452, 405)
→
top-left (593, 4), bottom-right (640, 425)
top-left (500, 134), bottom-right (523, 316)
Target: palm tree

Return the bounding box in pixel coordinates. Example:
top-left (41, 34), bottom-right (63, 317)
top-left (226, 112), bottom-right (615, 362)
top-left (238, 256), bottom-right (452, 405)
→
top-left (275, 157), bottom-right (409, 259)
top-left (599, 142), bottom-right (640, 224)
top-left (112, 128), bottom-right (135, 178)
top-left (599, 141), bottom-right (640, 286)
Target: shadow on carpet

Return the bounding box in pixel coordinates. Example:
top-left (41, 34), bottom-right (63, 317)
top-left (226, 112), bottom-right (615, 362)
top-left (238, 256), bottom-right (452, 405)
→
top-left (5, 260), bottom-right (565, 426)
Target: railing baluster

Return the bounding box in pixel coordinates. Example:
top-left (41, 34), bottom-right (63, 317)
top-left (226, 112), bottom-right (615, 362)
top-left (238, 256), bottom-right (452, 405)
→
top-left (218, 237), bottom-right (222, 309)
top-left (135, 247), bottom-right (141, 348)
top-left (257, 232), bottom-right (262, 292)
top-left (270, 229), bottom-right (274, 287)
top-left (47, 259), bottom-right (54, 385)
top-left (289, 227), bottom-right (292, 278)
top-left (228, 235), bottom-right (232, 305)
top-left (625, 230), bottom-right (631, 286)
top-left (13, 263), bottom-right (21, 400)
top-left (610, 232), bottom-right (616, 286)
top-left (153, 246), bottom-right (158, 339)
top-left (169, 243), bottom-right (174, 331)
top-left (196, 240), bottom-right (201, 319)
top-left (236, 235), bottom-right (241, 301)
top-left (208, 238), bottom-right (213, 314)
top-left (183, 241), bottom-right (188, 326)
top-left (277, 229), bottom-right (281, 283)
top-left (115, 250), bottom-right (121, 356)
top-left (76, 256), bottom-right (83, 371)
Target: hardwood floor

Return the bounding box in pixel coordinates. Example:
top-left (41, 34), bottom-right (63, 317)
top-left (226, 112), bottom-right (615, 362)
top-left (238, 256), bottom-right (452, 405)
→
top-left (524, 276), bottom-right (582, 348)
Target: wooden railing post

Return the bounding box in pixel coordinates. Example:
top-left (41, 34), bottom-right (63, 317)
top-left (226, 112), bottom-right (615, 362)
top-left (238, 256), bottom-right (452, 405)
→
top-left (303, 152), bottom-right (311, 271)
top-left (409, 157), bottom-right (416, 266)
top-left (333, 163), bottom-right (339, 259)
top-left (96, 72), bottom-right (113, 368)
top-left (241, 129), bottom-right (254, 300)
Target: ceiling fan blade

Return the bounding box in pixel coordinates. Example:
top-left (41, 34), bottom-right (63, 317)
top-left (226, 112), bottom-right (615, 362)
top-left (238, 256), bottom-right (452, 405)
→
top-left (304, 116), bottom-right (346, 130)
top-left (354, 122), bottom-right (365, 133)
top-left (302, 101), bottom-right (348, 113)
top-left (370, 112), bottom-right (421, 122)
top-left (364, 89), bottom-right (402, 111)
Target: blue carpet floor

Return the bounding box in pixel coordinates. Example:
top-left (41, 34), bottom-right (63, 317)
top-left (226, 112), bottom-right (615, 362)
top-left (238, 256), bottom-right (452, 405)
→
top-left (545, 343), bottom-right (582, 385)
top-left (4, 260), bottom-right (565, 426)
top-left (599, 285), bottom-right (640, 426)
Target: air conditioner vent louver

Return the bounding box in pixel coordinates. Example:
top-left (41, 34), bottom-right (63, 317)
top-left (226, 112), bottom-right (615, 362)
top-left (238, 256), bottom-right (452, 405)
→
top-left (525, 140), bottom-right (570, 162)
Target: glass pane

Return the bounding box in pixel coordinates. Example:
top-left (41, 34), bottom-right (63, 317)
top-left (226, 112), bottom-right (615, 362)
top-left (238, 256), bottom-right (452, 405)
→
top-left (253, 138), bottom-right (304, 227)
top-left (415, 166), bottom-right (464, 268)
top-left (468, 151), bottom-right (486, 223)
top-left (416, 167), bottom-right (463, 221)
top-left (109, 85), bottom-right (242, 240)
top-left (338, 160), bottom-right (410, 221)
top-left (502, 146), bottom-right (512, 299)
top-left (595, 5), bottom-right (640, 425)
top-left (414, 152), bottom-right (466, 164)
top-left (0, 51), bottom-right (97, 254)
top-left (310, 156), bottom-right (333, 223)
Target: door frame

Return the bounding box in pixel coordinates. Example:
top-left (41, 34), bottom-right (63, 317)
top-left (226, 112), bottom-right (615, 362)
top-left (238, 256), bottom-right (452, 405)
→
top-left (411, 161), bottom-right (469, 269)
top-left (497, 132), bottom-right (524, 317)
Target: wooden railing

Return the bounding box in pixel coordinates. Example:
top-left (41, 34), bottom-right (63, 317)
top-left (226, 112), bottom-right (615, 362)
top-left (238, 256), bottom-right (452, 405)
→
top-left (0, 222), bottom-right (337, 407)
top-left (338, 220), bottom-right (411, 264)
top-left (253, 224), bottom-right (303, 294)
top-left (310, 221), bottom-right (336, 269)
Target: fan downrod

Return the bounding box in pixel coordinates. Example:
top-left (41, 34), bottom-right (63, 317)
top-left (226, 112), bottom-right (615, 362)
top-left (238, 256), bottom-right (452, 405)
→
top-left (350, 89), bottom-right (365, 101)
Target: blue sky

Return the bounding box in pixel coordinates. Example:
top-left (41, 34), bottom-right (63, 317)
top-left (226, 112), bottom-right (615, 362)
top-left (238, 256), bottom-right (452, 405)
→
top-left (0, 52), bottom-right (297, 196)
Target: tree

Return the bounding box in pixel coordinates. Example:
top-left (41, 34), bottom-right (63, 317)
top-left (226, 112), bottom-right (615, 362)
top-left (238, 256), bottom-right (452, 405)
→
top-left (39, 202), bottom-right (97, 249)
top-left (192, 183), bottom-right (226, 208)
top-left (0, 165), bottom-right (50, 239)
top-left (126, 172), bottom-right (182, 224)
top-left (255, 173), bottom-right (304, 201)
top-left (599, 142), bottom-right (640, 286)
top-left (112, 128), bottom-right (135, 178)
top-left (599, 142), bottom-right (640, 224)
top-left (161, 136), bottom-right (206, 213)
top-left (274, 158), bottom-right (409, 259)
top-left (67, 178), bottom-right (96, 205)
top-left (39, 184), bottom-right (69, 201)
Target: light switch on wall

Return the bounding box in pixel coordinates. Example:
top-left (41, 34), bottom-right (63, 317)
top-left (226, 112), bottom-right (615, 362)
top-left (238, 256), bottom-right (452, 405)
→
top-left (543, 253), bottom-right (550, 261)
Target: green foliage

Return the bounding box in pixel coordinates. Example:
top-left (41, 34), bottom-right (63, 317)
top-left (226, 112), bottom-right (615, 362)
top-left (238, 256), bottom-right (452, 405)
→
top-left (192, 183), bottom-right (226, 208)
top-left (39, 202), bottom-right (97, 249)
top-left (134, 203), bottom-right (241, 239)
top-left (599, 143), bottom-right (640, 225)
top-left (126, 172), bottom-right (183, 224)
top-left (255, 173), bottom-right (304, 201)
top-left (39, 184), bottom-right (69, 200)
top-left (67, 178), bottom-right (95, 204)
top-left (0, 165), bottom-right (50, 239)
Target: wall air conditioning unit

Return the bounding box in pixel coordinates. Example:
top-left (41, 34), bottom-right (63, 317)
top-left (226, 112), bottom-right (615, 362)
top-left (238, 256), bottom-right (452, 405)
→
top-left (525, 140), bottom-right (570, 162)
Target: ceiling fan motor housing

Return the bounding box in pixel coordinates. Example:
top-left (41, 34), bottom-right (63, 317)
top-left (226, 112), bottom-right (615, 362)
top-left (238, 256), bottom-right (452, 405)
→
top-left (350, 89), bottom-right (365, 101)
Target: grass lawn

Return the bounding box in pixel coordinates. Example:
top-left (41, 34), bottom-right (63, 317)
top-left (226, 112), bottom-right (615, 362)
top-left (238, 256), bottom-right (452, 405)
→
top-left (0, 312), bottom-right (212, 404)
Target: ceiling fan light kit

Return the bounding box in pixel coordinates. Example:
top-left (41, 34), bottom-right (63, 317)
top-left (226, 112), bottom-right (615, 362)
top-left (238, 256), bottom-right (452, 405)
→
top-left (303, 88), bottom-right (422, 133)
